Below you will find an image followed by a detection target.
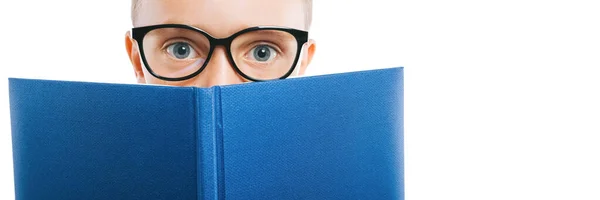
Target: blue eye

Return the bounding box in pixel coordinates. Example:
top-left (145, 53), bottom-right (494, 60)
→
top-left (251, 45), bottom-right (277, 62)
top-left (166, 42), bottom-right (197, 59)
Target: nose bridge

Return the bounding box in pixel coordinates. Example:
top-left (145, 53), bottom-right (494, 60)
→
top-left (194, 46), bottom-right (242, 87)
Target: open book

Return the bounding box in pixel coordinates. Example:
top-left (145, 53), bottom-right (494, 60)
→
top-left (9, 67), bottom-right (404, 199)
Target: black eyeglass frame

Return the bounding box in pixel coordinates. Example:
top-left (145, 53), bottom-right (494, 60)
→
top-left (131, 24), bottom-right (309, 82)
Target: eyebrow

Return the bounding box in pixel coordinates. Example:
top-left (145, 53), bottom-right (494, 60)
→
top-left (157, 19), bottom-right (296, 39)
top-left (247, 29), bottom-right (292, 37)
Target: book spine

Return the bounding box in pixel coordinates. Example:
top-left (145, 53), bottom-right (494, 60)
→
top-left (197, 87), bottom-right (224, 200)
top-left (214, 86), bottom-right (225, 200)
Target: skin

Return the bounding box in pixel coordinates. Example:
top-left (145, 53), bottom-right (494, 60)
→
top-left (125, 0), bottom-right (316, 87)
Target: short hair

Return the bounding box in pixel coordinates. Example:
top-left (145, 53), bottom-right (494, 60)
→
top-left (131, 0), bottom-right (313, 30)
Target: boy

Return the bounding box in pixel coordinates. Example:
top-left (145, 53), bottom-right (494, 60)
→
top-left (124, 0), bottom-right (316, 87)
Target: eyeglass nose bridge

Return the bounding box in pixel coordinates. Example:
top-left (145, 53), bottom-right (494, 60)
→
top-left (209, 36), bottom-right (234, 48)
top-left (203, 37), bottom-right (236, 67)
top-left (199, 36), bottom-right (241, 78)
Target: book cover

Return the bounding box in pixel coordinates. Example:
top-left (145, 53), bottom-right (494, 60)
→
top-left (9, 67), bottom-right (404, 200)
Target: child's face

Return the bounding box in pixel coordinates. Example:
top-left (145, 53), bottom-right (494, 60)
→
top-left (125, 0), bottom-right (316, 87)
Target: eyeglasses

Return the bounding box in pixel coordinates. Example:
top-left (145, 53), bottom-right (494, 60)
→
top-left (131, 24), bottom-right (309, 82)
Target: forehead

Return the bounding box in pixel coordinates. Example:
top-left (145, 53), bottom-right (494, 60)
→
top-left (135, 0), bottom-right (306, 38)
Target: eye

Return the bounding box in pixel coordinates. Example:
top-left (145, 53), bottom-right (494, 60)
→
top-left (249, 45), bottom-right (277, 62)
top-left (166, 42), bottom-right (198, 59)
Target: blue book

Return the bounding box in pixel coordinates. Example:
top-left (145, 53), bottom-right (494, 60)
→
top-left (8, 67), bottom-right (404, 200)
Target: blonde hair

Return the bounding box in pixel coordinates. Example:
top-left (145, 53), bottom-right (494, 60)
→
top-left (131, 0), bottom-right (313, 30)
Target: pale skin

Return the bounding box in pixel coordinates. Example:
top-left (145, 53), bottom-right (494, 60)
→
top-left (125, 0), bottom-right (316, 87)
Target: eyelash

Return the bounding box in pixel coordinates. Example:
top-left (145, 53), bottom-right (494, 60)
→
top-left (249, 41), bottom-right (283, 55)
top-left (161, 38), bottom-right (201, 52)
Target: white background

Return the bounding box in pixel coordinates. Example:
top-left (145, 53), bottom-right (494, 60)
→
top-left (1, 0), bottom-right (599, 199)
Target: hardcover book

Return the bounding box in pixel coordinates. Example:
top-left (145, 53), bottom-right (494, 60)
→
top-left (9, 67), bottom-right (404, 200)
